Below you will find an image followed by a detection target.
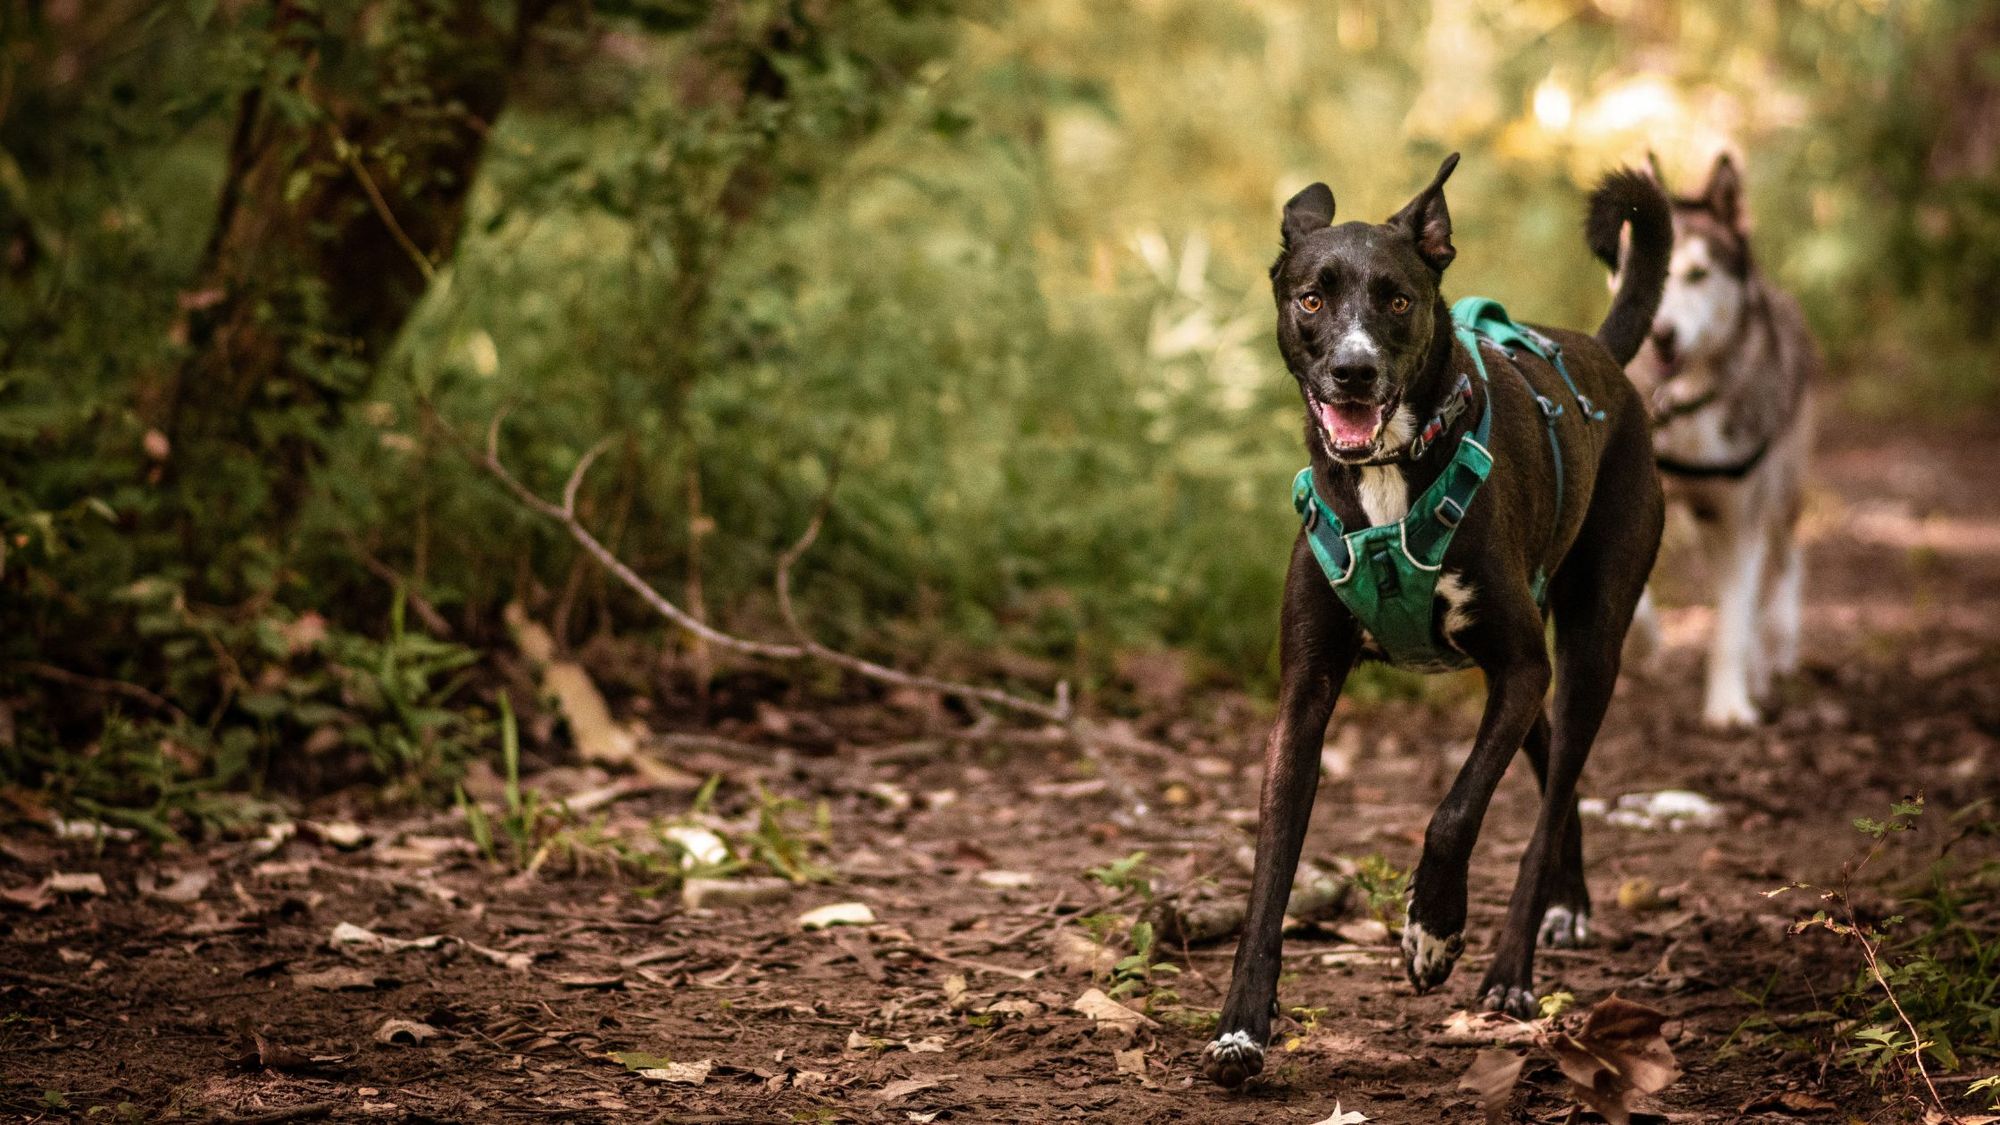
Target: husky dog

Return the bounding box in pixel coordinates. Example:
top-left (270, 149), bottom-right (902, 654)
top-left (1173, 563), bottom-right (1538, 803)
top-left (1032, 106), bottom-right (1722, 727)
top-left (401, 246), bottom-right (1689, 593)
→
top-left (1625, 154), bottom-right (1817, 729)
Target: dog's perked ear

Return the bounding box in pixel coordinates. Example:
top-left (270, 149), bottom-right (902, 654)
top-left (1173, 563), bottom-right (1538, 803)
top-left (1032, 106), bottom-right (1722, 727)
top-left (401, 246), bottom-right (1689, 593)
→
top-left (1281, 182), bottom-right (1336, 250)
top-left (1388, 152), bottom-right (1460, 273)
top-left (1702, 152), bottom-right (1743, 231)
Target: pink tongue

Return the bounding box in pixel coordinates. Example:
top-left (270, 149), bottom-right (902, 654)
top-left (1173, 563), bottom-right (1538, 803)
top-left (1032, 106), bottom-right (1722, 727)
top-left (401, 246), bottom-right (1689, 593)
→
top-left (1319, 400), bottom-right (1382, 448)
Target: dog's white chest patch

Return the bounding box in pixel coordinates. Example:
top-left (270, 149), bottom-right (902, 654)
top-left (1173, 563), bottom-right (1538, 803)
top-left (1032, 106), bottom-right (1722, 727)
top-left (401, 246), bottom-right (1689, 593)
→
top-left (1358, 467), bottom-right (1408, 527)
top-left (1434, 572), bottom-right (1476, 647)
top-left (1356, 406), bottom-right (1418, 527)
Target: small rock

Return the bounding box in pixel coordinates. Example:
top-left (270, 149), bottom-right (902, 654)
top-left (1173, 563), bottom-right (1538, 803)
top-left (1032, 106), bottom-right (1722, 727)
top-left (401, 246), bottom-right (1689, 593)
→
top-left (680, 877), bottom-right (790, 911)
top-left (798, 902), bottom-right (876, 930)
top-left (44, 873), bottom-right (107, 897)
top-left (662, 826), bottom-right (729, 869)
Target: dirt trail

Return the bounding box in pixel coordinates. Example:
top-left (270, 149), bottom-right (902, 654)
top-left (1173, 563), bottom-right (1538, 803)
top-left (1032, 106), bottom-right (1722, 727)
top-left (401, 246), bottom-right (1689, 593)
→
top-left (3, 419), bottom-right (1997, 1123)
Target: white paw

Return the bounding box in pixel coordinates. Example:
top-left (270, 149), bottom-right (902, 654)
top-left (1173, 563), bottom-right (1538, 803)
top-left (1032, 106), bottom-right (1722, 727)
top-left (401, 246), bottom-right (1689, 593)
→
top-left (1537, 905), bottom-right (1591, 949)
top-left (1701, 692), bottom-right (1759, 731)
top-left (1400, 913), bottom-right (1464, 992)
top-left (1201, 1029), bottom-right (1265, 1089)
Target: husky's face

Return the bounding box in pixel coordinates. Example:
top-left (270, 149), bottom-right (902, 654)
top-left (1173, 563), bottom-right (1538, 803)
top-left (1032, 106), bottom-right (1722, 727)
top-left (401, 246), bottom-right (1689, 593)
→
top-left (1648, 155), bottom-right (1752, 376)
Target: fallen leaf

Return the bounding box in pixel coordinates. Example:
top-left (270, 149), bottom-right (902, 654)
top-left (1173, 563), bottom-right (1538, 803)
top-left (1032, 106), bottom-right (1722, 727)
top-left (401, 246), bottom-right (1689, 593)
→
top-left (556, 974), bottom-right (626, 990)
top-left (1546, 996), bottom-right (1680, 1125)
top-left (798, 902), bottom-right (876, 930)
top-left (1436, 1009), bottom-right (1542, 1045)
top-left (876, 1073), bottom-right (953, 1103)
top-left (1458, 1048), bottom-right (1527, 1124)
top-left (1050, 929), bottom-right (1118, 975)
top-left (329, 922), bottom-right (451, 953)
top-left (976, 870), bottom-right (1038, 889)
top-left (1308, 1103), bottom-right (1369, 1124)
top-left (0, 883), bottom-right (52, 911)
top-left (291, 967), bottom-right (383, 991)
top-left (1070, 987), bottom-right (1159, 1030)
top-left (663, 826), bottom-right (729, 868)
top-left (44, 872), bottom-right (107, 897)
top-left (373, 1019), bottom-right (441, 1045)
top-left (636, 1059), bottom-right (712, 1085)
top-left (49, 818), bottom-right (135, 842)
top-left (137, 867), bottom-right (212, 904)
top-left (1114, 1047), bottom-right (1146, 1076)
top-left (682, 876), bottom-right (791, 911)
top-left (306, 820), bottom-right (369, 850)
top-left (611, 1051), bottom-right (675, 1071)
top-left (1740, 1089), bottom-right (1841, 1115)
top-left (464, 940), bottom-right (534, 972)
top-left (904, 1036), bottom-right (947, 1053)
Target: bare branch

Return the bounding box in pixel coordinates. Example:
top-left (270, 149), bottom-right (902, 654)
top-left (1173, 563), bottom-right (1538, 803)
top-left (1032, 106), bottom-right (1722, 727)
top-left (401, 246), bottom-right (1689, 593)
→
top-left (10, 662), bottom-right (190, 725)
top-left (464, 412), bottom-right (1172, 814)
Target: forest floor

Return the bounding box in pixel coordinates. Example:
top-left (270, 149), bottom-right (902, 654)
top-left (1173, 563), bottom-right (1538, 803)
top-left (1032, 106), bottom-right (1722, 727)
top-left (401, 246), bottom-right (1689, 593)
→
top-left (4, 417), bottom-right (1999, 1124)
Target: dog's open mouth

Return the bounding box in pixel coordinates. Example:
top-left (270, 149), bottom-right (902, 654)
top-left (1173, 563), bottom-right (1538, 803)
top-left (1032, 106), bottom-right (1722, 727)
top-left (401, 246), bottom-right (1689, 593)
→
top-left (1313, 395), bottom-right (1391, 458)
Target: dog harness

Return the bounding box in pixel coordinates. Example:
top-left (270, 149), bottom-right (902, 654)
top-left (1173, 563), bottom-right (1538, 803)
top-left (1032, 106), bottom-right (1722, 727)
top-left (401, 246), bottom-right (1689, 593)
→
top-left (1291, 298), bottom-right (1595, 670)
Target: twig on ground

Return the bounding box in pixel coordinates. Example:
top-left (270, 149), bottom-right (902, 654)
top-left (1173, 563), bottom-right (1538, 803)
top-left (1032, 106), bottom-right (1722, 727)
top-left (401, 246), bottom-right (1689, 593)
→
top-left (206, 1101), bottom-right (337, 1125)
top-left (338, 529), bottom-right (454, 637)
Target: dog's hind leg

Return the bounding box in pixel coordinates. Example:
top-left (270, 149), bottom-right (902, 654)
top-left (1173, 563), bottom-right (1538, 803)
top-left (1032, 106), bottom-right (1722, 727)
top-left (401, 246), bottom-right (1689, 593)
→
top-left (1623, 586), bottom-right (1665, 675)
top-left (1400, 592), bottom-right (1550, 997)
top-left (1480, 443), bottom-right (1662, 1017)
top-left (1764, 538), bottom-right (1804, 678)
top-left (1519, 712), bottom-right (1591, 949)
top-left (1203, 536), bottom-right (1356, 1090)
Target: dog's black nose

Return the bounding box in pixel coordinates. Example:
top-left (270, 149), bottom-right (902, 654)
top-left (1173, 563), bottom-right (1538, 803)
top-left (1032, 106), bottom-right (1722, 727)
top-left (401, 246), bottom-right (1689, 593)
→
top-left (1650, 325), bottom-right (1676, 362)
top-left (1330, 364), bottom-right (1377, 389)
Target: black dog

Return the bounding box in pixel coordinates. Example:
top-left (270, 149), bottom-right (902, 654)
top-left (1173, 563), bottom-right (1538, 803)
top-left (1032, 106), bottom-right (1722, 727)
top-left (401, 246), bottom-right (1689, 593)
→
top-left (1200, 155), bottom-right (1672, 1088)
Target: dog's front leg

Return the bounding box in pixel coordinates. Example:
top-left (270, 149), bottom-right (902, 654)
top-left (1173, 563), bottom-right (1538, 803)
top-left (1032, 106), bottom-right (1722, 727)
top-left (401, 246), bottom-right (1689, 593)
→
top-left (1701, 513), bottom-right (1768, 728)
top-left (1401, 600), bottom-right (1550, 995)
top-left (1202, 537), bottom-right (1356, 1090)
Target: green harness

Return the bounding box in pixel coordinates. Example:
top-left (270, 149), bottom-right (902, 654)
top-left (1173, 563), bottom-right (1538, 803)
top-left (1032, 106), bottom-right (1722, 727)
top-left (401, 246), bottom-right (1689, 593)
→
top-left (1291, 297), bottom-right (1596, 671)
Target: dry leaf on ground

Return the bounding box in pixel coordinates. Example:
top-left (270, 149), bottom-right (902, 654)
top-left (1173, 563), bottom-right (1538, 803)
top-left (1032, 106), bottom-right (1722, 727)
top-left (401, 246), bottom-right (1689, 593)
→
top-left (1308, 1103), bottom-right (1369, 1124)
top-left (1546, 995), bottom-right (1680, 1125)
top-left (1458, 1048), bottom-right (1527, 1124)
top-left (374, 1019), bottom-right (441, 1045)
top-left (637, 1059), bottom-right (713, 1085)
top-left (1070, 987), bottom-right (1159, 1030)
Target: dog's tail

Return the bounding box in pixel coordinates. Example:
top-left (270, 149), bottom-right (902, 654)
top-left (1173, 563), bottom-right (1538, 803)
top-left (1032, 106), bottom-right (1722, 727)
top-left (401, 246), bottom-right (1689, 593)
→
top-left (1585, 167), bottom-right (1672, 367)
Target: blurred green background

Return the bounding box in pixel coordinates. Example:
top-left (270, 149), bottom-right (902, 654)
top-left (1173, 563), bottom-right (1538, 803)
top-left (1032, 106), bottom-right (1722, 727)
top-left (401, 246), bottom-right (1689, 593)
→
top-left (3, 0), bottom-right (1996, 812)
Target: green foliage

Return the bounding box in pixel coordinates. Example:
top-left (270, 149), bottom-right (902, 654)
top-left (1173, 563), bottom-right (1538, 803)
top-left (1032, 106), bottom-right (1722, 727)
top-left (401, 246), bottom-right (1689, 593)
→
top-left (5, 0), bottom-right (1999, 814)
top-left (1780, 798), bottom-right (2000, 1096)
top-left (1085, 851), bottom-right (1155, 898)
top-left (457, 694), bottom-right (567, 867)
top-left (1351, 852), bottom-right (1412, 929)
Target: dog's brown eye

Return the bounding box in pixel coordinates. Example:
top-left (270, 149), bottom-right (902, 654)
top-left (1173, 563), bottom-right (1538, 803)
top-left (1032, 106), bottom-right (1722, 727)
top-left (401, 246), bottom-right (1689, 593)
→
top-left (1297, 293), bottom-right (1322, 314)
top-left (1389, 294), bottom-right (1412, 315)
top-left (1685, 267), bottom-right (1709, 283)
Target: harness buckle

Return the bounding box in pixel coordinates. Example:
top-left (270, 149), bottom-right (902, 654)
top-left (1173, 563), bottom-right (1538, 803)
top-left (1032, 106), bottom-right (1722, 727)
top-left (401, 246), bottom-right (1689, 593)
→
top-left (1435, 496), bottom-right (1465, 528)
top-left (1535, 395), bottom-right (1561, 420)
top-left (1370, 545), bottom-right (1401, 596)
